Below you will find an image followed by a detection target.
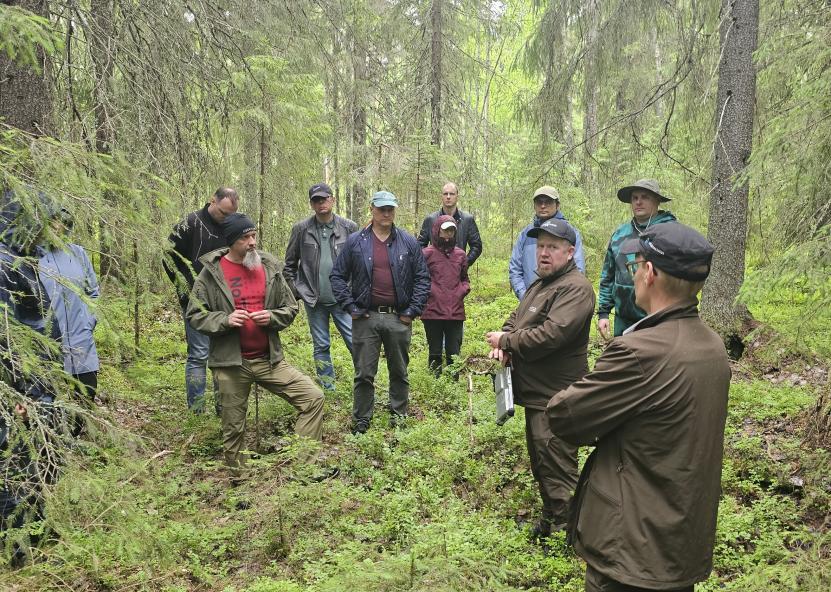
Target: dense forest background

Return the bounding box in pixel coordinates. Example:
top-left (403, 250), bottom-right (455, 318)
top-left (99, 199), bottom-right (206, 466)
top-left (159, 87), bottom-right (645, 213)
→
top-left (1, 0), bottom-right (830, 590)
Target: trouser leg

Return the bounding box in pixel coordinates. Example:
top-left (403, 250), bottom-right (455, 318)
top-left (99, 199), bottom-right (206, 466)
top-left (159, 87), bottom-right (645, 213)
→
top-left (213, 364), bottom-right (254, 465)
top-left (351, 314), bottom-right (381, 425)
top-left (250, 358), bottom-right (324, 441)
top-left (183, 306), bottom-right (210, 413)
top-left (73, 371), bottom-right (98, 400)
top-left (380, 313), bottom-right (412, 417)
top-left (422, 319), bottom-right (444, 376)
top-left (524, 406), bottom-right (579, 526)
top-left (305, 302), bottom-right (336, 391)
top-left (329, 304), bottom-right (355, 360)
top-left (443, 320), bottom-right (464, 367)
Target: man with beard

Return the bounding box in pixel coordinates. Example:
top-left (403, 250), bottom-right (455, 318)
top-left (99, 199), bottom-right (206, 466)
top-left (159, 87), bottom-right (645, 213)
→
top-left (186, 213), bottom-right (324, 478)
top-left (486, 218), bottom-right (595, 540)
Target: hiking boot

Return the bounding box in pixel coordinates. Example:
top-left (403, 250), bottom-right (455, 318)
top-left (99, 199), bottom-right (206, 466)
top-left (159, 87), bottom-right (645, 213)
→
top-left (351, 421), bottom-right (369, 435)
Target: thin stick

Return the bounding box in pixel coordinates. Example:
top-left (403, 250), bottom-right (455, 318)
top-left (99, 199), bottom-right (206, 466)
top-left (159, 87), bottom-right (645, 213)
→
top-left (467, 372), bottom-right (475, 447)
top-left (254, 384), bottom-right (260, 453)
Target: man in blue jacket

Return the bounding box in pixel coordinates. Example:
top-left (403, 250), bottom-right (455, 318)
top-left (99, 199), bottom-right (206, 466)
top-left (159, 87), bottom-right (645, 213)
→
top-left (330, 191), bottom-right (431, 434)
top-left (509, 186), bottom-right (586, 300)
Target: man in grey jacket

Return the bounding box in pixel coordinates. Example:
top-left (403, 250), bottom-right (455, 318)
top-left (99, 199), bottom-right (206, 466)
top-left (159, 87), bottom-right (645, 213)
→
top-left (548, 223), bottom-right (730, 592)
top-left (284, 183), bottom-right (358, 391)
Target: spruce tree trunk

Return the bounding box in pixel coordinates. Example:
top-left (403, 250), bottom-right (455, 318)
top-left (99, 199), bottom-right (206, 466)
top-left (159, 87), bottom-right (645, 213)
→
top-left (430, 0), bottom-right (443, 147)
top-left (0, 0), bottom-right (53, 137)
top-left (581, 0), bottom-right (599, 180)
top-left (350, 47), bottom-right (367, 222)
top-left (701, 0), bottom-right (759, 357)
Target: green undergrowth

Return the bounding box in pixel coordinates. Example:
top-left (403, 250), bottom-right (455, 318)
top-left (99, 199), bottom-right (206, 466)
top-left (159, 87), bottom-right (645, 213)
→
top-left (1, 256), bottom-right (829, 590)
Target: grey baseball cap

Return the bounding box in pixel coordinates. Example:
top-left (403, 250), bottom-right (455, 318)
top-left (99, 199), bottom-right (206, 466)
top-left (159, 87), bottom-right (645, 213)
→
top-left (617, 179), bottom-right (671, 203)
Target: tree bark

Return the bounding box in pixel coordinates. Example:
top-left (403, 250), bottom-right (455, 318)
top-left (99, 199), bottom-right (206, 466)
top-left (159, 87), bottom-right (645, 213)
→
top-left (350, 45), bottom-right (367, 222)
top-left (0, 0), bottom-right (53, 137)
top-left (581, 0), bottom-right (599, 179)
top-left (430, 0), bottom-right (442, 147)
top-left (701, 0), bottom-right (759, 356)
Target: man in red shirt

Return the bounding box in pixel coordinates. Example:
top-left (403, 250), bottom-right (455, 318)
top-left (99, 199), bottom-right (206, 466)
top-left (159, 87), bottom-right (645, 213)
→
top-left (187, 213), bottom-right (324, 478)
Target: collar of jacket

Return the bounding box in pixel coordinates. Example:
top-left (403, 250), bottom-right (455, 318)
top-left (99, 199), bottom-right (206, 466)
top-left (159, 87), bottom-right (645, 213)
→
top-left (533, 210), bottom-right (568, 228)
top-left (200, 247), bottom-right (282, 307)
top-left (629, 209), bottom-right (676, 232)
top-left (361, 224), bottom-right (399, 242)
top-left (626, 299), bottom-right (700, 333)
top-left (198, 203), bottom-right (222, 228)
top-left (305, 214), bottom-right (343, 241)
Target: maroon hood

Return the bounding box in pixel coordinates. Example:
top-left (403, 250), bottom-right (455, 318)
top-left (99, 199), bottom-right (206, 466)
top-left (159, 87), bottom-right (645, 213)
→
top-left (431, 214), bottom-right (457, 253)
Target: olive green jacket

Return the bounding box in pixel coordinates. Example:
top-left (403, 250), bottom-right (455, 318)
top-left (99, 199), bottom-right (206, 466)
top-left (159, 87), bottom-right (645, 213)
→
top-left (547, 301), bottom-right (730, 589)
top-left (185, 248), bottom-right (298, 368)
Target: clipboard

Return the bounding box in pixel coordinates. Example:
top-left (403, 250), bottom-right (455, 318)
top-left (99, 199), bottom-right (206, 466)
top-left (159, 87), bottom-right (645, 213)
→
top-left (493, 365), bottom-right (515, 426)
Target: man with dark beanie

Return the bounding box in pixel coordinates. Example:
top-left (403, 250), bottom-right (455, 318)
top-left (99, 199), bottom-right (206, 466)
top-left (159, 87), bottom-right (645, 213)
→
top-left (164, 187), bottom-right (239, 413)
top-left (186, 213), bottom-right (324, 479)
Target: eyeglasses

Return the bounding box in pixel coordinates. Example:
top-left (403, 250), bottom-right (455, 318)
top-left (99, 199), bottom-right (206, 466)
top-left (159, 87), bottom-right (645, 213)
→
top-left (625, 259), bottom-right (646, 275)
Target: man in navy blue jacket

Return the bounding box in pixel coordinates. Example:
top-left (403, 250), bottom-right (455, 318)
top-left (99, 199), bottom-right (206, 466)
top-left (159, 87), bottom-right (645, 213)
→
top-left (330, 191), bottom-right (430, 434)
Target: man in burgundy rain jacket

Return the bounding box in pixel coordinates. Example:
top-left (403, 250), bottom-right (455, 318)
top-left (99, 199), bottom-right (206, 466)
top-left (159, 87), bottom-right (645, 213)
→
top-left (421, 215), bottom-right (470, 376)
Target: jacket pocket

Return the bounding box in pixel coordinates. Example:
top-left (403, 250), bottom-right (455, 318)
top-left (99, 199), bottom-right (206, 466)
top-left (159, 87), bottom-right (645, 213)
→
top-left (577, 478), bottom-right (622, 559)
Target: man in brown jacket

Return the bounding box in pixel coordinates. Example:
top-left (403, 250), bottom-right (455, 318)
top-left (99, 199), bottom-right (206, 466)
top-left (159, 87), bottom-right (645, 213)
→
top-left (486, 218), bottom-right (595, 540)
top-left (547, 223), bottom-right (730, 592)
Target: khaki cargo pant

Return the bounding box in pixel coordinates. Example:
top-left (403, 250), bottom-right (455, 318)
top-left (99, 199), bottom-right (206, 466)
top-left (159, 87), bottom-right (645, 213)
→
top-left (214, 358), bottom-right (324, 466)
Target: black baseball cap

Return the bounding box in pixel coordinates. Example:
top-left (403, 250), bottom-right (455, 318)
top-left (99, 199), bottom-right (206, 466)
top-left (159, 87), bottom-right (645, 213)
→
top-left (526, 218), bottom-right (577, 246)
top-left (309, 183), bottom-right (333, 200)
top-left (621, 223), bottom-right (714, 281)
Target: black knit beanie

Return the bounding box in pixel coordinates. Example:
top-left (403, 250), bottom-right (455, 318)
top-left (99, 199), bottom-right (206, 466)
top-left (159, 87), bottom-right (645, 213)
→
top-left (222, 213), bottom-right (257, 246)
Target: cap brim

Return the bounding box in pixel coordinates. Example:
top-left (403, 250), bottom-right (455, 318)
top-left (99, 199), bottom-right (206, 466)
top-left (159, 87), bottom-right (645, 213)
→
top-left (310, 192), bottom-right (330, 199)
top-left (620, 237), bottom-right (643, 255)
top-left (372, 200), bottom-right (397, 208)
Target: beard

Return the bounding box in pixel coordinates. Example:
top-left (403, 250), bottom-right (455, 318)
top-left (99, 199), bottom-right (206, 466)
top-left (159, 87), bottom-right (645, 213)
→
top-left (242, 249), bottom-right (262, 270)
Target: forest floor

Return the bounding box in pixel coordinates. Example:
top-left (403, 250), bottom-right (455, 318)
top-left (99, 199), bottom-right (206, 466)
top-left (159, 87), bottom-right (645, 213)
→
top-left (1, 256), bottom-right (830, 591)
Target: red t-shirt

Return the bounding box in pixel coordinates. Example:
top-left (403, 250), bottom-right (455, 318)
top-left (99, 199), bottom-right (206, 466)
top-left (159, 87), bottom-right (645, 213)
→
top-left (370, 232), bottom-right (395, 307)
top-left (219, 256), bottom-right (269, 359)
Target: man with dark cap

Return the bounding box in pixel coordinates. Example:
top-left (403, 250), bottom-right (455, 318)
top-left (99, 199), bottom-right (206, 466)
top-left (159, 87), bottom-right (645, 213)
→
top-left (284, 183), bottom-right (358, 391)
top-left (486, 218), bottom-right (595, 541)
top-left (186, 213), bottom-right (324, 478)
top-left (509, 185), bottom-right (586, 300)
top-left (597, 179), bottom-right (677, 338)
top-left (548, 223), bottom-right (730, 592)
top-left (164, 187), bottom-right (239, 413)
top-left (330, 191), bottom-right (430, 434)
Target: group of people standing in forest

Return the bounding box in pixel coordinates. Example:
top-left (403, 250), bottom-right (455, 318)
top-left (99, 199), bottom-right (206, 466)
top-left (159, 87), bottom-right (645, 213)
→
top-left (165, 177), bottom-right (731, 591)
top-left (1, 177), bottom-right (731, 592)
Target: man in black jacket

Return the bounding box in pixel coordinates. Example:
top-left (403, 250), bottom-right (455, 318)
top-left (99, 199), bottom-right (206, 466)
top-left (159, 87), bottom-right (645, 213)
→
top-left (417, 182), bottom-right (482, 267)
top-left (284, 183), bottom-right (358, 391)
top-left (163, 187), bottom-right (239, 413)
